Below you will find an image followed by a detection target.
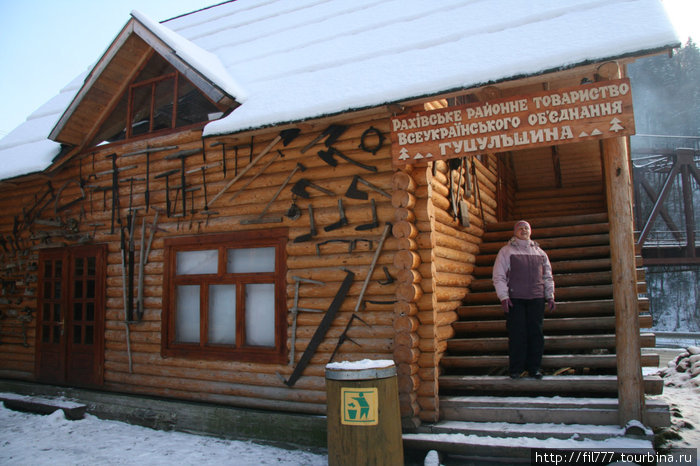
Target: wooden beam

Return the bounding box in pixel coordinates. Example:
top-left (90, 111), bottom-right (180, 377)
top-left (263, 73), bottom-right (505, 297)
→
top-left (598, 62), bottom-right (645, 427)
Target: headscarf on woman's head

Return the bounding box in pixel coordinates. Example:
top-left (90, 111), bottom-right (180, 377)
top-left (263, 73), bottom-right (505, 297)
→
top-left (513, 220), bottom-right (531, 234)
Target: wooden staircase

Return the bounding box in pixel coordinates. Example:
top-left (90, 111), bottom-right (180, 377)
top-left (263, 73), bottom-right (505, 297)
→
top-left (403, 212), bottom-right (669, 461)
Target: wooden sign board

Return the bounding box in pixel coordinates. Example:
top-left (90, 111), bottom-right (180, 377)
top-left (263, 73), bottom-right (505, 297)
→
top-left (391, 78), bottom-right (635, 167)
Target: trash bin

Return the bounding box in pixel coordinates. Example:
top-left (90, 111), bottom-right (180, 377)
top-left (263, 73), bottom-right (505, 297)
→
top-left (325, 359), bottom-right (403, 466)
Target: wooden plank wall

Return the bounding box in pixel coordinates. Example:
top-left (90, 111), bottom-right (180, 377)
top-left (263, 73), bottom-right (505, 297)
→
top-left (0, 109), bottom-right (422, 415)
top-left (392, 155), bottom-right (496, 425)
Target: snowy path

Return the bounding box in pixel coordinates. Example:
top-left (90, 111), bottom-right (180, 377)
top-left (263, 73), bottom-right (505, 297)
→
top-left (0, 407), bottom-right (326, 465)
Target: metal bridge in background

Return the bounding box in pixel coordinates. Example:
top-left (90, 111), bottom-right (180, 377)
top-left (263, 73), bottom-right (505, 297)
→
top-left (632, 145), bottom-right (699, 265)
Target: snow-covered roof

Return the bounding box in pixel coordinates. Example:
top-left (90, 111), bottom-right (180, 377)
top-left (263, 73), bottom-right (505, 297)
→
top-left (0, 0), bottom-right (680, 180)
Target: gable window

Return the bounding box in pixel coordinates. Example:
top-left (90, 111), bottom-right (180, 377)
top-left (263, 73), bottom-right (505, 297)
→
top-left (90, 52), bottom-right (224, 147)
top-left (162, 229), bottom-right (288, 363)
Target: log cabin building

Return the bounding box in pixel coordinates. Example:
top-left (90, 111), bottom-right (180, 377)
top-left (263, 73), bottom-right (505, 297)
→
top-left (0, 0), bottom-right (682, 455)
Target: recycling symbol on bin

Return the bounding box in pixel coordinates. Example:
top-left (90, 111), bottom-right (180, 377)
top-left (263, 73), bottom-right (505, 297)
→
top-left (341, 388), bottom-right (378, 426)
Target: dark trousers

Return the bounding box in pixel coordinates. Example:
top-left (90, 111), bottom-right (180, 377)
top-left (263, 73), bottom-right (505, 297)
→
top-left (506, 298), bottom-right (545, 375)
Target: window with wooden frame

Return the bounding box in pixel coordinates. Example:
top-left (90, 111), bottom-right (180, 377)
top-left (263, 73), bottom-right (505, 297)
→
top-left (90, 52), bottom-right (224, 147)
top-left (162, 229), bottom-right (288, 363)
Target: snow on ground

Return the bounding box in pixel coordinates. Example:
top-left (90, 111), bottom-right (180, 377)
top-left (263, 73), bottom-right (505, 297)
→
top-left (0, 407), bottom-right (326, 466)
top-left (647, 346), bottom-right (700, 451)
top-left (1, 348), bottom-right (698, 465)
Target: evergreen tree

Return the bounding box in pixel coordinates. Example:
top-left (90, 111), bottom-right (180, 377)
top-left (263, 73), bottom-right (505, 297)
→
top-left (628, 39), bottom-right (700, 140)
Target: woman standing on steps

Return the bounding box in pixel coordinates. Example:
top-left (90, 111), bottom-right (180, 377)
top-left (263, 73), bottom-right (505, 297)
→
top-left (492, 220), bottom-right (556, 379)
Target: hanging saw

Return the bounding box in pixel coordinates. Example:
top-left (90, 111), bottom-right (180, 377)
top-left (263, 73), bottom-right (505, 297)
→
top-left (283, 268), bottom-right (355, 387)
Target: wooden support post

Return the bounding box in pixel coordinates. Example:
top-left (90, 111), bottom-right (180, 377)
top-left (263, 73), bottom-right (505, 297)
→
top-left (598, 62), bottom-right (645, 426)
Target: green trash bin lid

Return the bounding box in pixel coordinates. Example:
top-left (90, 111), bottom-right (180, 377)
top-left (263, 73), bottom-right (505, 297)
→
top-left (325, 359), bottom-right (396, 380)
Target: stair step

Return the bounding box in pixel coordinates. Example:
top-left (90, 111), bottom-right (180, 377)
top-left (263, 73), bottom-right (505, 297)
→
top-left (455, 314), bottom-right (653, 334)
top-left (458, 299), bottom-right (621, 319)
top-left (479, 234), bottom-right (611, 254)
top-left (426, 420), bottom-right (634, 441)
top-left (452, 314), bottom-right (653, 337)
top-left (486, 213), bottom-right (609, 233)
top-left (438, 375), bottom-right (664, 396)
top-left (403, 431), bottom-right (653, 461)
top-left (470, 270), bottom-right (618, 292)
top-left (0, 392), bottom-right (87, 420)
top-left (514, 204), bottom-right (606, 219)
top-left (465, 285), bottom-right (615, 304)
top-left (474, 256), bottom-right (644, 277)
top-left (441, 353), bottom-right (660, 369)
top-left (483, 222), bottom-right (610, 243)
top-left (446, 333), bottom-right (656, 353)
top-left (438, 396), bottom-right (671, 427)
top-left (476, 245), bottom-right (611, 266)
top-left (457, 297), bottom-right (650, 319)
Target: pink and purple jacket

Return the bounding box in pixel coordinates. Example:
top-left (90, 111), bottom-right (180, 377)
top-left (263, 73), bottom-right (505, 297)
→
top-left (492, 237), bottom-right (555, 302)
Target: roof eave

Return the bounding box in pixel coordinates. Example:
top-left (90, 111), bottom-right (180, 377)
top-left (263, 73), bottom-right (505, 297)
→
top-left (49, 16), bottom-right (237, 145)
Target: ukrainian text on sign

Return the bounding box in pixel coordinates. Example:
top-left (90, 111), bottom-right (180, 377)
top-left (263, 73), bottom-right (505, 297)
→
top-left (390, 78), bottom-right (635, 167)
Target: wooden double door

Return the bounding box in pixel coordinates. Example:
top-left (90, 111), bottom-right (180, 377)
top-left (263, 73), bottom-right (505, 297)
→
top-left (36, 245), bottom-right (106, 387)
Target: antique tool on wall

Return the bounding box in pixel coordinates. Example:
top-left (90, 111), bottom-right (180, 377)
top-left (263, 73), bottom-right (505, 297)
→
top-left (315, 238), bottom-right (373, 256)
top-left (300, 124), bottom-right (347, 153)
top-left (97, 159), bottom-right (138, 233)
top-left (315, 239), bottom-right (353, 256)
top-left (378, 265), bottom-right (394, 285)
top-left (54, 179), bottom-right (86, 214)
top-left (293, 204), bottom-right (317, 243)
top-left (329, 313), bottom-right (370, 362)
top-left (136, 215), bottom-right (146, 321)
top-left (329, 222), bottom-right (392, 361)
top-left (459, 158), bottom-right (470, 227)
top-left (353, 222), bottom-right (391, 313)
top-left (121, 176), bottom-right (145, 216)
top-left (317, 146), bottom-right (377, 172)
top-left (288, 276), bottom-right (325, 366)
top-left (359, 126), bottom-right (385, 155)
top-left (283, 268), bottom-right (355, 387)
top-left (122, 145), bottom-right (178, 211)
top-left (119, 222), bottom-right (133, 371)
top-left (22, 181), bottom-right (54, 226)
top-left (144, 207), bottom-right (164, 264)
top-left (229, 150), bottom-right (284, 203)
top-left (241, 162), bottom-right (306, 224)
top-left (154, 169), bottom-right (179, 217)
top-left (126, 208), bottom-right (142, 323)
top-left (185, 162), bottom-right (220, 213)
top-left (448, 158), bottom-right (460, 221)
top-left (164, 148), bottom-right (201, 217)
top-left (471, 157), bottom-right (484, 220)
top-left (324, 198), bottom-right (348, 231)
top-left (286, 196), bottom-right (301, 220)
top-left (105, 153), bottom-right (119, 234)
top-left (209, 141), bottom-right (227, 177)
top-left (344, 175), bottom-right (390, 200)
top-left (209, 128), bottom-right (300, 206)
top-left (291, 178), bottom-right (334, 199)
top-left (355, 198), bottom-right (379, 231)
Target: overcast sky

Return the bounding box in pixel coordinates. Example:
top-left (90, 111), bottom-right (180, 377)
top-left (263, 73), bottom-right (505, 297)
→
top-left (0, 0), bottom-right (698, 139)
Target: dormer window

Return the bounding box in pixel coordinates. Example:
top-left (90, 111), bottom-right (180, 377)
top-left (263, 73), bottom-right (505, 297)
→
top-left (90, 52), bottom-right (224, 147)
